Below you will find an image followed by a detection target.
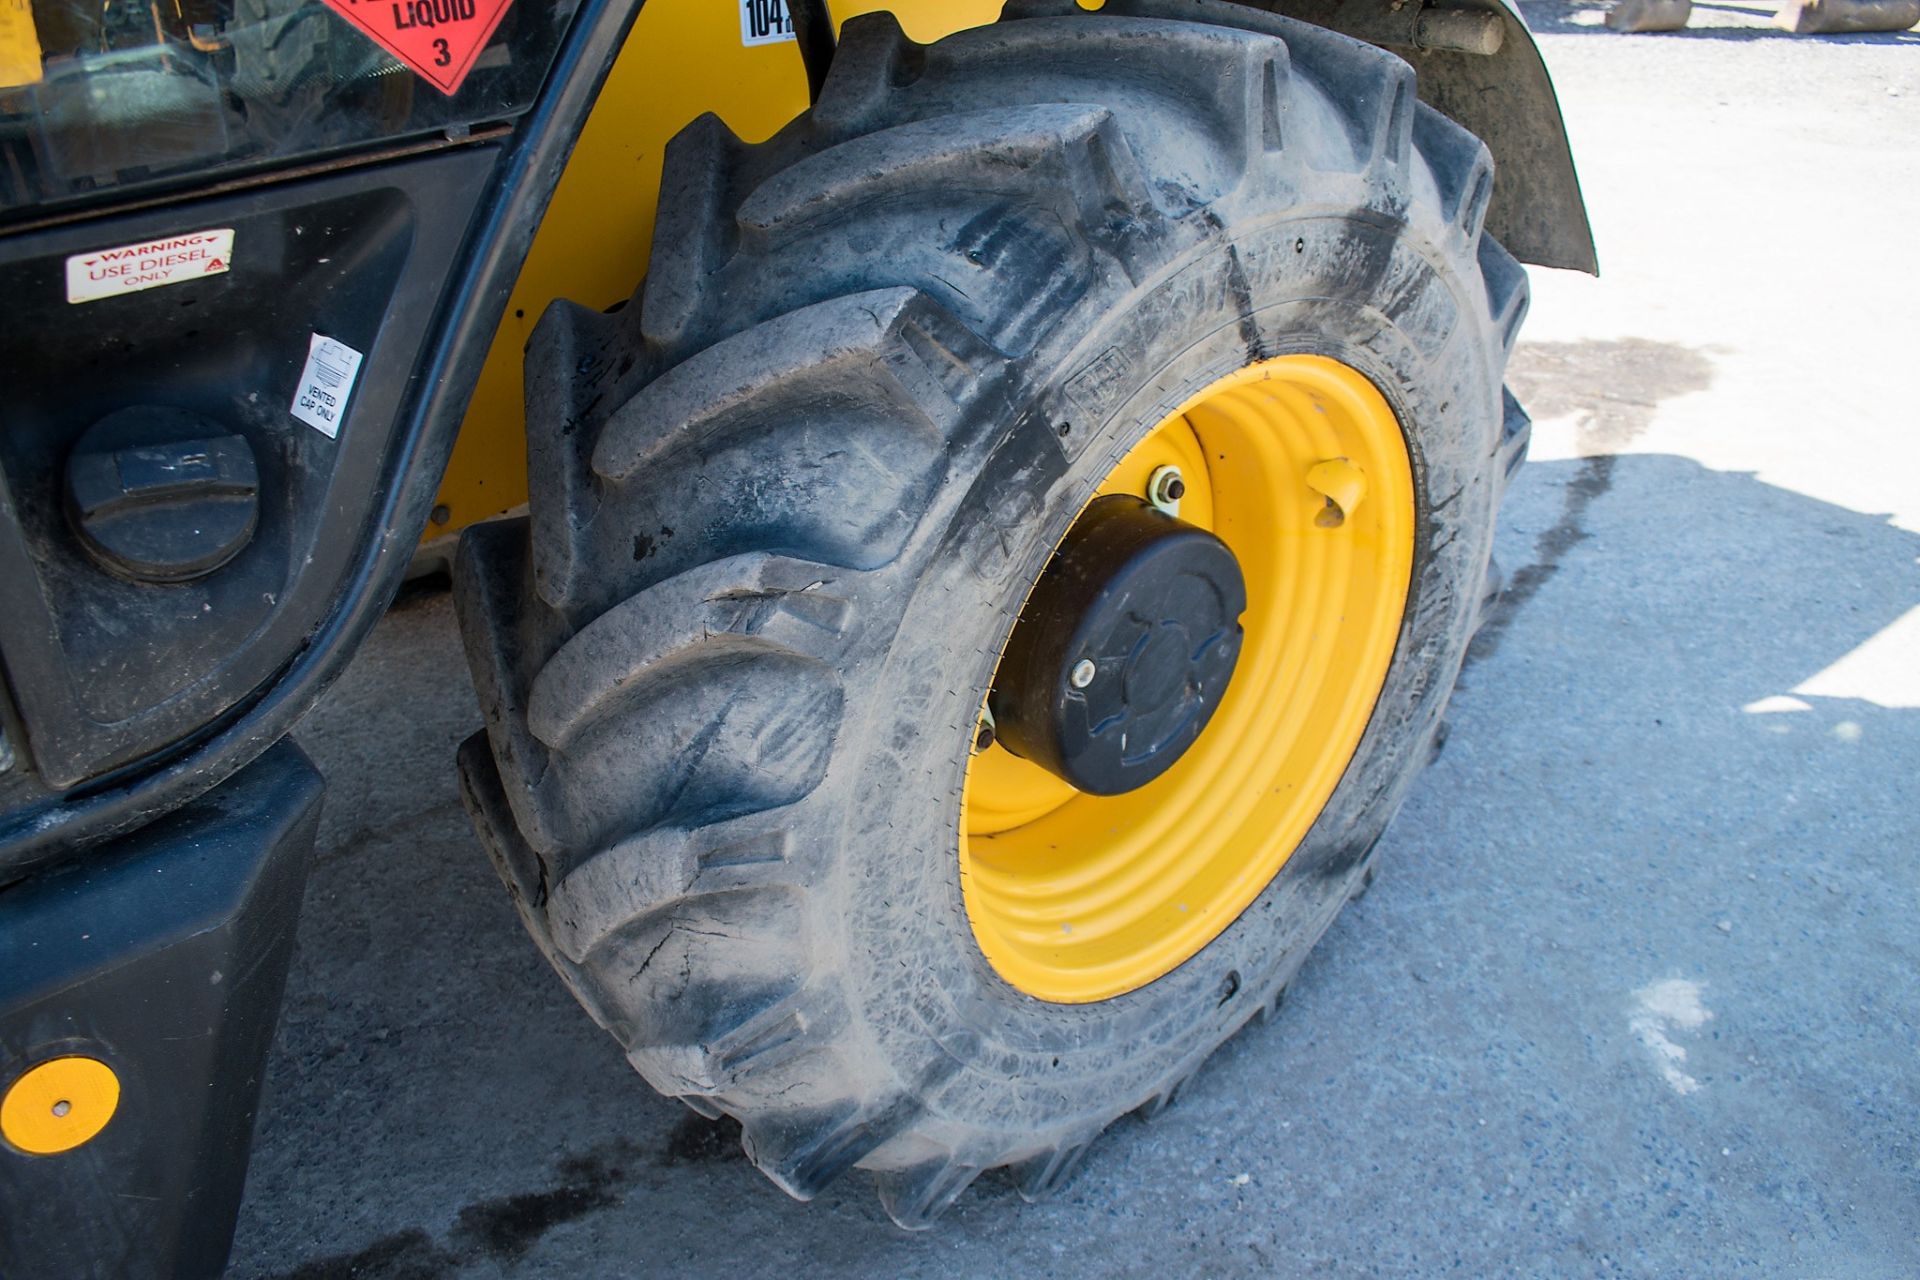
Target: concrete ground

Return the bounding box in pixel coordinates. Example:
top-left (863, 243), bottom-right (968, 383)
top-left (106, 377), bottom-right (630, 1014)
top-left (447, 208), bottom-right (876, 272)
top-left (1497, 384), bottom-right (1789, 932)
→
top-left (229, 8), bottom-right (1920, 1277)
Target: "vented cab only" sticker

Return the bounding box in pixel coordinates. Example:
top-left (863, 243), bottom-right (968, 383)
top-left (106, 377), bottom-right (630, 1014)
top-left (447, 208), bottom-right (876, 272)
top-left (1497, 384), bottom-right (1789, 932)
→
top-left (319, 0), bottom-right (515, 96)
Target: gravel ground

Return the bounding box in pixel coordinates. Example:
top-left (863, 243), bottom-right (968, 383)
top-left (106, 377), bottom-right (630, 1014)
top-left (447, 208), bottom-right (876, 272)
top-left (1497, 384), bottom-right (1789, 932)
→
top-left (229, 8), bottom-right (1920, 1276)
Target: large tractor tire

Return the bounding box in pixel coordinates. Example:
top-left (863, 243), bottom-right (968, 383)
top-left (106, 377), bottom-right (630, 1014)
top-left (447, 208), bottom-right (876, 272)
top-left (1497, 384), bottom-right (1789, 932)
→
top-left (454, 0), bottom-right (1529, 1228)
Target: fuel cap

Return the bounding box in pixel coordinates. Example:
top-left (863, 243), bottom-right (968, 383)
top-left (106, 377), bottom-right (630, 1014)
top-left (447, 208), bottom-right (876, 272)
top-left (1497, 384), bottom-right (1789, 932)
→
top-left (66, 406), bottom-right (259, 583)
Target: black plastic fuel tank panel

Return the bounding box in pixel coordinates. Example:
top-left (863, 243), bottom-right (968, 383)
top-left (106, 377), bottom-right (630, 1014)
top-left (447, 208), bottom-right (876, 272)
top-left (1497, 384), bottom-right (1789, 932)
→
top-left (0, 145), bottom-right (496, 790)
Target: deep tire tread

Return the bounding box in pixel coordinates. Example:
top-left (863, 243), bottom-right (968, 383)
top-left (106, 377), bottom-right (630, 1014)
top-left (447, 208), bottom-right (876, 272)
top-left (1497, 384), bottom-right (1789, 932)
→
top-left (1413, 103), bottom-right (1494, 248)
top-left (457, 0), bottom-right (1527, 1231)
top-left (875, 1153), bottom-right (984, 1230)
top-left (640, 112), bottom-right (750, 352)
top-left (1479, 235), bottom-right (1531, 357)
top-left (1010, 1137), bottom-right (1096, 1204)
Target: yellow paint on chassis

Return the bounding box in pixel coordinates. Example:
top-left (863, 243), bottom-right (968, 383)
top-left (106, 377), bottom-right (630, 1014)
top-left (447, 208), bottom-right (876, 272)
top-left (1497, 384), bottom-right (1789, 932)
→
top-left (429, 0), bottom-right (1001, 538)
top-left (960, 356), bottom-right (1417, 1004)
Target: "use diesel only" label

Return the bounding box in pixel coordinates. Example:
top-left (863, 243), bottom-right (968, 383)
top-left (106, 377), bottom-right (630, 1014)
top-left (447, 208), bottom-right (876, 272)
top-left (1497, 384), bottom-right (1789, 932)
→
top-left (65, 229), bottom-right (232, 304)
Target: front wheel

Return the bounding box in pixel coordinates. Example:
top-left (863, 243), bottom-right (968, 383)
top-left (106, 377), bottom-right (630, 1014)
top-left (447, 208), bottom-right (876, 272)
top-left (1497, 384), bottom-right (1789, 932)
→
top-left (455, 0), bottom-right (1530, 1228)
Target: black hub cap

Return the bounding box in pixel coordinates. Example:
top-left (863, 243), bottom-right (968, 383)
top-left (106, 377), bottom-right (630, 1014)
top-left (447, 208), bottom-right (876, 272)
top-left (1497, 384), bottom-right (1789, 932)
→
top-left (990, 496), bottom-right (1248, 795)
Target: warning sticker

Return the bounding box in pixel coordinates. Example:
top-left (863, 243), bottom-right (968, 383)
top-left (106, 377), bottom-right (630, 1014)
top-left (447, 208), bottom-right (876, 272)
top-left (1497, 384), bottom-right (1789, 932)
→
top-left (740, 0), bottom-right (796, 46)
top-left (66, 229), bottom-right (233, 305)
top-left (319, 0), bottom-right (514, 96)
top-left (291, 334), bottom-right (366, 439)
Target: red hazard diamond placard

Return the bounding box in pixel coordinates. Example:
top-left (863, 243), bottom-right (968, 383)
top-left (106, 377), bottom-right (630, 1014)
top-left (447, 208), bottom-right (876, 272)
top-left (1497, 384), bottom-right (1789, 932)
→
top-left (319, 0), bottom-right (515, 97)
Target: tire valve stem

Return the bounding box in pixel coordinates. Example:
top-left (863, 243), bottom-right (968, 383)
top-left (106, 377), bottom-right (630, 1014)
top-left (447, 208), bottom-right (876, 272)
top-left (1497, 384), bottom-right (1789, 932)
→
top-left (1147, 465), bottom-right (1186, 516)
top-left (1306, 457), bottom-right (1366, 528)
top-left (1070, 658), bottom-right (1098, 689)
top-left (975, 704), bottom-right (997, 753)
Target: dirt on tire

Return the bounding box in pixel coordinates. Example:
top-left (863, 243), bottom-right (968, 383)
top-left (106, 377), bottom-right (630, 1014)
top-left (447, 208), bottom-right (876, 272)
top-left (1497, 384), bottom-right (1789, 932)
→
top-left (454, 0), bottom-right (1529, 1229)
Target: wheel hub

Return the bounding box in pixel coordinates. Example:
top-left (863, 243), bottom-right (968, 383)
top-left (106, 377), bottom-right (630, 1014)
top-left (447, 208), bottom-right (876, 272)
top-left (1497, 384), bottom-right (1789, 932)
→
top-left (960, 355), bottom-right (1416, 1004)
top-left (990, 496), bottom-right (1247, 796)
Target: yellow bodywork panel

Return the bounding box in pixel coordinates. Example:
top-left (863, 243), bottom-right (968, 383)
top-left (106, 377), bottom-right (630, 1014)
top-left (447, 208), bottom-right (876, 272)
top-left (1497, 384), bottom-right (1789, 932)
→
top-left (429, 0), bottom-right (1002, 541)
top-left (0, 0), bottom-right (44, 89)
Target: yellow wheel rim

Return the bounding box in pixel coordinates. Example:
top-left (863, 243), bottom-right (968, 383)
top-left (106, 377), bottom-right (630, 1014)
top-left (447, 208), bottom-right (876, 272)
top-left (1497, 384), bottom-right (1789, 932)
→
top-left (959, 355), bottom-right (1416, 1003)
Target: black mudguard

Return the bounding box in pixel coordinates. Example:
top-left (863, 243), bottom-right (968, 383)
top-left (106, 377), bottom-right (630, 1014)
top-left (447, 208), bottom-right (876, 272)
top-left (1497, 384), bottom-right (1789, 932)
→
top-left (0, 743), bottom-right (322, 1280)
top-left (1260, 0), bottom-right (1596, 272)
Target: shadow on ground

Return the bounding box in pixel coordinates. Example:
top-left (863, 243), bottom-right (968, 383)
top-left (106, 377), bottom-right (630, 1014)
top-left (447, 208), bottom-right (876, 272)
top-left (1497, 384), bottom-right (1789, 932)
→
top-left (231, 442), bottom-right (1920, 1278)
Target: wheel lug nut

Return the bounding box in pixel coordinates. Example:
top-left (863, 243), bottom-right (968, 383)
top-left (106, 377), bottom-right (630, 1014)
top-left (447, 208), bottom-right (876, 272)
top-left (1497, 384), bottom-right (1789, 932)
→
top-left (974, 704), bottom-right (998, 753)
top-left (1070, 659), bottom-right (1098, 689)
top-left (1147, 465), bottom-right (1185, 514)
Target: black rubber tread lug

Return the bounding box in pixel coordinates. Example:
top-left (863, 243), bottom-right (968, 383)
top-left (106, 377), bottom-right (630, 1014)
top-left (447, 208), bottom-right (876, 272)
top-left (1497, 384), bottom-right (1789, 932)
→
top-left (636, 1024), bottom-right (858, 1120)
top-left (1260, 50), bottom-right (1288, 153)
top-left (1496, 384), bottom-right (1533, 492)
top-left (526, 289), bottom-right (984, 628)
top-left (723, 113), bottom-right (1119, 353)
top-left (461, 522), bottom-right (847, 861)
top-left (708, 1007), bottom-right (812, 1080)
top-left (456, 731), bottom-right (620, 1032)
top-left (1479, 236), bottom-right (1531, 357)
top-left (940, 16), bottom-right (1272, 180)
top-left (577, 888), bottom-right (809, 1089)
top-left (681, 1095), bottom-right (724, 1121)
top-left (640, 112), bottom-right (749, 352)
top-left (1412, 102), bottom-right (1494, 248)
top-left (543, 817), bottom-right (796, 965)
top-left (875, 1155), bottom-right (985, 1230)
top-left (1010, 1137), bottom-right (1095, 1204)
top-left (811, 12), bottom-right (926, 134)
top-left (743, 1101), bottom-right (915, 1201)
top-left (1293, 36), bottom-right (1413, 176)
top-left (601, 288), bottom-right (994, 477)
top-left (522, 299), bottom-right (637, 616)
top-left (737, 105), bottom-right (1111, 241)
top-left (453, 517), bottom-right (573, 856)
top-left (1252, 981), bottom-right (1290, 1027)
top-left (868, 10), bottom-right (1296, 200)
top-left (1348, 860), bottom-right (1381, 903)
top-left (1030, 0), bottom-right (1411, 178)
top-left (527, 552), bottom-right (849, 752)
top-left (457, 729), bottom-right (548, 914)
top-left (1479, 553), bottom-right (1507, 628)
top-left (736, 103), bottom-right (1161, 292)
top-left (1134, 1076), bottom-right (1187, 1123)
top-left (543, 644), bottom-right (842, 861)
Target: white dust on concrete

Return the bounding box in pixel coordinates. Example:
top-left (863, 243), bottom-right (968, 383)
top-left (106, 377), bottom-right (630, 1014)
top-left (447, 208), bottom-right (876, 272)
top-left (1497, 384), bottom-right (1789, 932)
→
top-left (1629, 978), bottom-right (1714, 1095)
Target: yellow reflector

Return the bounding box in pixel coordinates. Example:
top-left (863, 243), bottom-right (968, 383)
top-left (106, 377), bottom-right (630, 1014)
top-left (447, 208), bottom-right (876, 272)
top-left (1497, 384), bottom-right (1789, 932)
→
top-left (2, 1056), bottom-right (121, 1155)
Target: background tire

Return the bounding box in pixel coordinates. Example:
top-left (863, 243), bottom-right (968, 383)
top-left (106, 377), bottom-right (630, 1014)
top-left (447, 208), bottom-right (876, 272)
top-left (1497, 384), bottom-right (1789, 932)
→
top-left (455, 0), bottom-right (1530, 1228)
